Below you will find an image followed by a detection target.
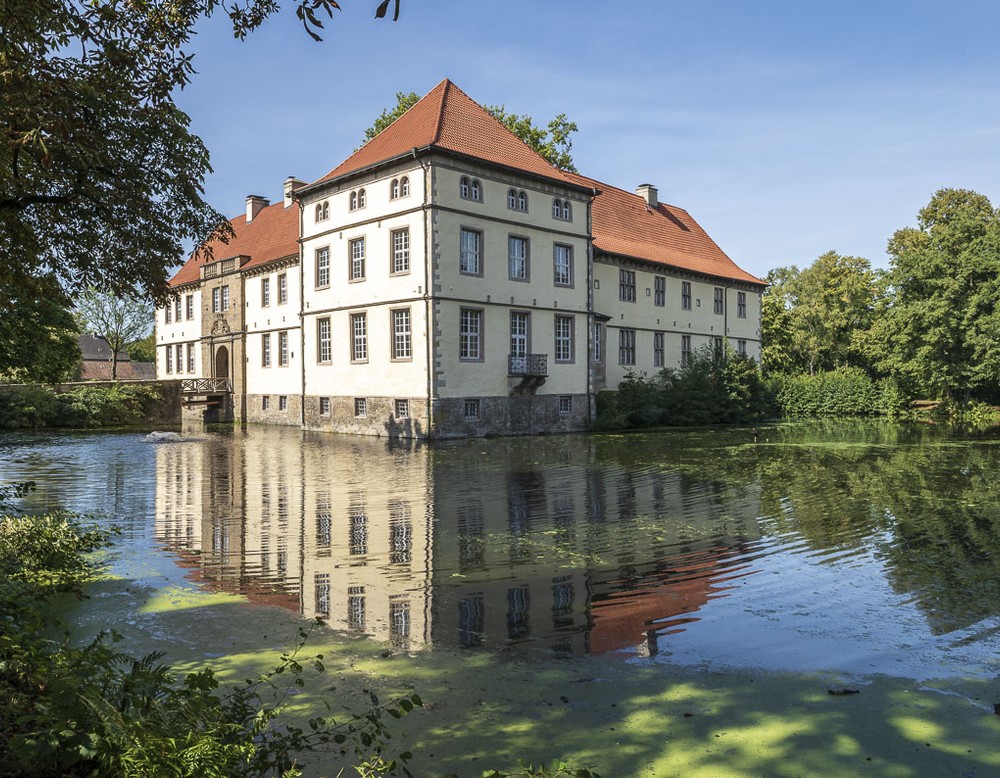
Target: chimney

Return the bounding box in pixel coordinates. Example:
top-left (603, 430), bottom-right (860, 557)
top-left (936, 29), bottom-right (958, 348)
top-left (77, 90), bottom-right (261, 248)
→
top-left (636, 183), bottom-right (658, 207)
top-left (246, 194), bottom-right (269, 222)
top-left (283, 176), bottom-right (306, 208)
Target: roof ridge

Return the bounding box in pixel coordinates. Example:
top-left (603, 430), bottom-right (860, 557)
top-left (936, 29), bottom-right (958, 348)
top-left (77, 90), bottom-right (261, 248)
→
top-left (430, 79), bottom-right (449, 146)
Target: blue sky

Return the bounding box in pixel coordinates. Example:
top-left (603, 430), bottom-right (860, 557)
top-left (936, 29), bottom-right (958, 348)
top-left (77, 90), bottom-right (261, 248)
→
top-left (174, 0), bottom-right (1000, 280)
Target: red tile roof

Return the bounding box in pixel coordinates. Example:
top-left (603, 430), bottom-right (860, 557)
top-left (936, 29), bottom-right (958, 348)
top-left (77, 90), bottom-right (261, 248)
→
top-left (313, 79), bottom-right (581, 188)
top-left (169, 201), bottom-right (299, 287)
top-left (567, 172), bottom-right (764, 286)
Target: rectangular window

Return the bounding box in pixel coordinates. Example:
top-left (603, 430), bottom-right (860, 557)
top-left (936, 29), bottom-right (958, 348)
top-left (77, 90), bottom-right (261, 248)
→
top-left (508, 236), bottom-right (528, 280)
top-left (554, 315), bottom-right (573, 363)
top-left (221, 286), bottom-right (230, 312)
top-left (165, 304), bottom-right (172, 324)
top-left (682, 281), bottom-right (692, 311)
top-left (261, 277), bottom-right (270, 307)
top-left (211, 287), bottom-right (220, 313)
top-left (464, 399), bottom-right (480, 420)
top-left (395, 399), bottom-right (409, 419)
top-left (619, 269), bottom-right (636, 302)
top-left (714, 287), bottom-right (724, 315)
top-left (175, 344), bottom-right (183, 373)
top-left (174, 297), bottom-right (182, 321)
top-left (619, 328), bottom-right (636, 365)
top-left (315, 574), bottom-right (330, 617)
top-left (391, 228), bottom-right (409, 274)
top-left (186, 343), bottom-right (194, 373)
top-left (654, 331), bottom-right (665, 367)
top-left (349, 237), bottom-right (365, 281)
top-left (319, 396), bottom-right (331, 415)
top-left (738, 339), bottom-right (747, 356)
top-left (186, 294), bottom-right (194, 320)
top-left (350, 312), bottom-right (367, 362)
top-left (315, 247), bottom-right (330, 288)
top-left (278, 330), bottom-right (289, 367)
top-left (460, 308), bottom-right (482, 360)
top-left (347, 587), bottom-right (366, 632)
top-left (553, 244), bottom-right (572, 286)
top-left (317, 317), bottom-right (331, 363)
top-left (262, 395), bottom-right (270, 410)
top-left (391, 309), bottom-right (411, 360)
top-left (654, 276), bottom-right (666, 306)
top-left (279, 395), bottom-right (288, 411)
top-left (558, 396), bottom-right (572, 415)
top-left (278, 273), bottom-right (288, 304)
top-left (261, 333), bottom-right (271, 367)
top-left (682, 334), bottom-right (692, 365)
top-left (510, 311), bottom-right (529, 359)
top-left (737, 291), bottom-right (747, 318)
top-left (349, 499), bottom-right (367, 555)
top-left (460, 228), bottom-right (482, 275)
top-left (354, 397), bottom-right (367, 417)
top-left (165, 346), bottom-right (172, 373)
top-left (594, 322), bottom-right (603, 363)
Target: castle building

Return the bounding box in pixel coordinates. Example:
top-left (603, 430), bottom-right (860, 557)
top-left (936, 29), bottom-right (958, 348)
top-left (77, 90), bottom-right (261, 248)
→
top-left (156, 80), bottom-right (764, 438)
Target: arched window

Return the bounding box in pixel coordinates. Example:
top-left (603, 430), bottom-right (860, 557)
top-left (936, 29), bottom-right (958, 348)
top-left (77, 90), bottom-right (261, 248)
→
top-left (349, 191), bottom-right (358, 210)
top-left (562, 200), bottom-right (571, 220)
top-left (391, 179), bottom-right (400, 199)
top-left (316, 202), bottom-right (330, 221)
top-left (517, 191), bottom-right (527, 211)
top-left (508, 188), bottom-right (517, 209)
top-left (460, 176), bottom-right (470, 199)
top-left (552, 199), bottom-right (562, 218)
top-left (357, 188), bottom-right (366, 208)
top-left (400, 176), bottom-right (409, 196)
top-left (470, 179), bottom-right (481, 201)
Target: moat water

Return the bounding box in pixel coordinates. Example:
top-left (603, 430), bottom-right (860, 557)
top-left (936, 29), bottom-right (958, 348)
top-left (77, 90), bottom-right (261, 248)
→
top-left (4, 420), bottom-right (1000, 681)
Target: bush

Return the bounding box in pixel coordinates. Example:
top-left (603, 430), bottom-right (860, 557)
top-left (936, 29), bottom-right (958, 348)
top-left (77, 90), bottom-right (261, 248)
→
top-left (0, 384), bottom-right (163, 429)
top-left (769, 367), bottom-right (882, 416)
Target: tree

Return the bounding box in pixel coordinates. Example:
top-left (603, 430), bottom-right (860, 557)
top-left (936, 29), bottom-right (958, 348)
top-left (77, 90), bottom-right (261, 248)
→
top-left (0, 273), bottom-right (80, 384)
top-left (867, 189), bottom-right (1000, 400)
top-left (361, 92), bottom-right (579, 170)
top-left (760, 267), bottom-right (797, 375)
top-left (75, 289), bottom-right (153, 380)
top-left (127, 333), bottom-right (156, 364)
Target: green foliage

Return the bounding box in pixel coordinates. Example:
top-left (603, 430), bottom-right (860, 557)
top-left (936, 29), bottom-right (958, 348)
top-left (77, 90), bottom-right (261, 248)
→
top-left (0, 273), bottom-right (81, 383)
top-left (126, 333), bottom-right (156, 363)
top-left (767, 367), bottom-right (908, 417)
top-left (481, 761), bottom-right (601, 778)
top-left (360, 91), bottom-right (421, 146)
top-left (74, 288), bottom-right (153, 379)
top-left (0, 505), bottom-right (421, 778)
top-left (0, 384), bottom-right (163, 429)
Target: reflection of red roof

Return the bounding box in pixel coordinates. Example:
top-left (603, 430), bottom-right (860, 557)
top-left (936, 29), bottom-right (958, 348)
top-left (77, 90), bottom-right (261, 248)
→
top-left (567, 172), bottom-right (764, 286)
top-left (169, 201), bottom-right (298, 287)
top-left (314, 79), bottom-right (581, 188)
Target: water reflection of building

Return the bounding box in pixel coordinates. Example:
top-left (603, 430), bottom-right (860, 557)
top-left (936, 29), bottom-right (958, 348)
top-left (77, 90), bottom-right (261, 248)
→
top-left (155, 428), bottom-right (762, 656)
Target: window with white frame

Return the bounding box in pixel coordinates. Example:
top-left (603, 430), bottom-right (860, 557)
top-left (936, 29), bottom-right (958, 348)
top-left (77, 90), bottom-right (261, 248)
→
top-left (349, 237), bottom-right (365, 281)
top-left (175, 344), bottom-right (183, 373)
top-left (738, 339), bottom-right (747, 356)
top-left (261, 277), bottom-right (270, 307)
top-left (507, 188), bottom-right (528, 211)
top-left (350, 312), bottom-right (367, 362)
top-left (460, 308), bottom-right (482, 360)
top-left (279, 395), bottom-right (287, 411)
top-left (654, 331), bottom-right (665, 367)
top-left (654, 276), bottom-right (666, 307)
top-left (221, 286), bottom-right (229, 311)
top-left (185, 294), bottom-right (194, 320)
top-left (470, 179), bottom-right (481, 201)
top-left (714, 287), bottom-right (724, 315)
top-left (737, 291), bottom-right (747, 318)
top-left (553, 244), bottom-right (572, 286)
top-left (165, 346), bottom-right (172, 373)
top-left (508, 236), bottom-right (528, 280)
top-left (261, 333), bottom-right (271, 367)
top-left (174, 297), bottom-right (181, 321)
top-left (558, 395), bottom-right (572, 415)
top-left (391, 228), bottom-right (409, 274)
top-left (460, 176), bottom-right (470, 199)
top-left (682, 281), bottom-right (692, 311)
top-left (315, 247), bottom-right (330, 288)
top-left (349, 188), bottom-right (366, 211)
top-left (552, 198), bottom-right (571, 221)
top-left (210, 288), bottom-right (219, 313)
top-left (319, 396), bottom-right (331, 415)
top-left (594, 322), bottom-right (603, 363)
top-left (400, 176), bottom-right (409, 197)
top-left (262, 395), bottom-right (270, 410)
top-left (619, 328), bottom-right (636, 365)
top-left (278, 273), bottom-right (287, 304)
top-left (165, 304), bottom-right (172, 324)
top-left (554, 315), bottom-right (573, 362)
top-left (278, 330), bottom-right (289, 367)
top-left (682, 334), bottom-right (692, 365)
top-left (392, 308), bottom-right (411, 360)
top-left (315, 201), bottom-right (329, 221)
top-left (460, 228), bottom-right (482, 275)
top-left (464, 399), bottom-right (480, 420)
top-left (510, 311), bottom-right (529, 359)
top-left (354, 397), bottom-right (367, 417)
top-left (186, 343), bottom-right (194, 373)
top-left (390, 178), bottom-right (400, 199)
top-left (317, 317), bottom-right (331, 363)
top-left (619, 269), bottom-right (636, 302)
top-left (394, 398), bottom-right (409, 419)
top-left (315, 573), bottom-right (330, 616)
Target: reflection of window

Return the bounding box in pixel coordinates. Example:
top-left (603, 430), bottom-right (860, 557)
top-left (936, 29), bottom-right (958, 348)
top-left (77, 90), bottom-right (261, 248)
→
top-left (552, 576), bottom-right (575, 628)
top-left (349, 496), bottom-right (367, 556)
top-left (390, 598), bottom-right (410, 648)
top-left (316, 495), bottom-right (332, 551)
top-left (458, 593), bottom-right (485, 648)
top-left (347, 586), bottom-right (366, 631)
top-left (507, 586), bottom-right (531, 639)
top-left (315, 573), bottom-right (330, 616)
top-left (458, 498), bottom-right (485, 572)
top-left (389, 501), bottom-right (412, 564)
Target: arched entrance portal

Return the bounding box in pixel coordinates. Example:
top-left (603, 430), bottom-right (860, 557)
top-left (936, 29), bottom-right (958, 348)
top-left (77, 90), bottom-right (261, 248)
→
top-left (215, 345), bottom-right (229, 379)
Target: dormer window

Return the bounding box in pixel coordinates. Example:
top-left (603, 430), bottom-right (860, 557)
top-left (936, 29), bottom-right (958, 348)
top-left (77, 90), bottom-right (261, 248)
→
top-left (552, 198), bottom-right (571, 221)
top-left (508, 188), bottom-right (527, 212)
top-left (315, 201), bottom-right (329, 221)
top-left (349, 188), bottom-right (366, 211)
top-left (460, 176), bottom-right (482, 202)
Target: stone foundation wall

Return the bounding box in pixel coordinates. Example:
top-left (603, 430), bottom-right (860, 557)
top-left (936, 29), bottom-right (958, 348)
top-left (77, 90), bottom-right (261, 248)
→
top-left (245, 393), bottom-right (302, 426)
top-left (431, 393), bottom-right (591, 438)
top-left (303, 395), bottom-right (429, 438)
